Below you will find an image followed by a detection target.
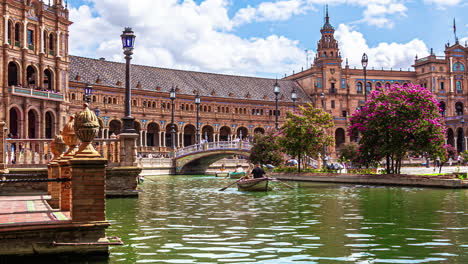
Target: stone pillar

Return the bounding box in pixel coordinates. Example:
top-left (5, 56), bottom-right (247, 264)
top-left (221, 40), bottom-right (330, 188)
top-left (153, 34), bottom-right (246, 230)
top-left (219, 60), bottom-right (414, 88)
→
top-left (119, 133), bottom-right (138, 167)
top-left (162, 132), bottom-right (166, 147)
top-left (0, 122), bottom-right (9, 173)
top-left (58, 159), bottom-right (72, 211)
top-left (69, 157), bottom-right (106, 222)
top-left (47, 161), bottom-right (60, 208)
top-left (158, 131), bottom-right (162, 147)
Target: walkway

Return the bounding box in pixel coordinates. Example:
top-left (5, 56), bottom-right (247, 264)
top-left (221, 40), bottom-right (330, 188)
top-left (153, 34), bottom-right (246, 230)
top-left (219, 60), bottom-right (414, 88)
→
top-left (401, 165), bottom-right (468, 175)
top-left (0, 195), bottom-right (70, 227)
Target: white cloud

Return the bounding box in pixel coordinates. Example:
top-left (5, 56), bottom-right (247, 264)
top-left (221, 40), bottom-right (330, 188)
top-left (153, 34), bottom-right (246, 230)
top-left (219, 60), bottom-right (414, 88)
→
top-left (335, 24), bottom-right (429, 70)
top-left (424, 0), bottom-right (462, 7)
top-left (233, 0), bottom-right (308, 26)
top-left (69, 0), bottom-right (306, 77)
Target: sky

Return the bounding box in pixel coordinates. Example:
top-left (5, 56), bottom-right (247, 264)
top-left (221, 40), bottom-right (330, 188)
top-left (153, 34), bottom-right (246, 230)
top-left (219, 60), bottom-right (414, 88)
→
top-left (66, 0), bottom-right (468, 78)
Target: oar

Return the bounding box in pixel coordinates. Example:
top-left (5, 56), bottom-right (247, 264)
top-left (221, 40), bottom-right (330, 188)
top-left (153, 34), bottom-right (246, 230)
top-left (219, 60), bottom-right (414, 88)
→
top-left (268, 177), bottom-right (295, 189)
top-left (219, 180), bottom-right (240, 191)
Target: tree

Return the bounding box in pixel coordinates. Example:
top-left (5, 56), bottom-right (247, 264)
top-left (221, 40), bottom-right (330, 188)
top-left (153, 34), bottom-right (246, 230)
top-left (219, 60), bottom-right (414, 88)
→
top-left (339, 142), bottom-right (359, 164)
top-left (249, 132), bottom-right (283, 166)
top-left (277, 103), bottom-right (334, 172)
top-left (348, 83), bottom-right (446, 174)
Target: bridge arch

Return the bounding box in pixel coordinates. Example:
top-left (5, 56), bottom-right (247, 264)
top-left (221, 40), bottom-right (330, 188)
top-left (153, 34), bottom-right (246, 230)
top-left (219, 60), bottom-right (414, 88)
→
top-left (175, 141), bottom-right (251, 174)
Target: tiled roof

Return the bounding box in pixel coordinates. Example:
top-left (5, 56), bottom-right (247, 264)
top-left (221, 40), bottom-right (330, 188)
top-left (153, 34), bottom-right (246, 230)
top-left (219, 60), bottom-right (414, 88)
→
top-left (69, 56), bottom-right (309, 102)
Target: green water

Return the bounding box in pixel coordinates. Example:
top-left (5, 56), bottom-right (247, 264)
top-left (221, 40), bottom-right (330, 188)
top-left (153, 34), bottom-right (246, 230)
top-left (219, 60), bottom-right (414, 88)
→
top-left (102, 175), bottom-right (468, 264)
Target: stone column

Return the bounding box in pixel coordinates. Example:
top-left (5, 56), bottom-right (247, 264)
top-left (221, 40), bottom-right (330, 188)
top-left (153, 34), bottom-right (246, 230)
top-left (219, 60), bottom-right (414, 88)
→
top-left (0, 122), bottom-right (9, 173)
top-left (69, 157), bottom-right (106, 222)
top-left (162, 131), bottom-right (166, 147)
top-left (119, 133), bottom-right (138, 167)
top-left (158, 131), bottom-right (162, 148)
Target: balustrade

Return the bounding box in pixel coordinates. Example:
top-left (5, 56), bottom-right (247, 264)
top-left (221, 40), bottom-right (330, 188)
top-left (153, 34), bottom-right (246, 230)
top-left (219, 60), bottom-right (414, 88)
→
top-left (174, 141), bottom-right (252, 158)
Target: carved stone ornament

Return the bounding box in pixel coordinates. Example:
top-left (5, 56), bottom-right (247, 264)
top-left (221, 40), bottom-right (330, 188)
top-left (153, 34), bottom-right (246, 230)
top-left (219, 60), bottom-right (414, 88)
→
top-left (74, 103), bottom-right (101, 157)
top-left (62, 115), bottom-right (80, 157)
top-left (51, 132), bottom-right (67, 161)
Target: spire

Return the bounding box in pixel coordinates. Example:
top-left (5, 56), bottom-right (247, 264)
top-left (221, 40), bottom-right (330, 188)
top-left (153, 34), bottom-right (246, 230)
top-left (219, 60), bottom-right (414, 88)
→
top-left (454, 18), bottom-right (458, 43)
top-left (325, 4), bottom-right (329, 24)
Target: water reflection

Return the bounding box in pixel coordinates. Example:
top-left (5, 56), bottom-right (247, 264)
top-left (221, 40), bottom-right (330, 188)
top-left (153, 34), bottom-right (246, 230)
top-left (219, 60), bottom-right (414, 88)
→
top-left (104, 175), bottom-right (468, 264)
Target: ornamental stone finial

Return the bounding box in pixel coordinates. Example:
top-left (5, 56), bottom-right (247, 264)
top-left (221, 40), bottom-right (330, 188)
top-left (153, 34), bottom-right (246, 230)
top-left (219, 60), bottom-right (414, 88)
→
top-left (51, 132), bottom-right (67, 161)
top-left (62, 115), bottom-right (80, 157)
top-left (74, 103), bottom-right (100, 157)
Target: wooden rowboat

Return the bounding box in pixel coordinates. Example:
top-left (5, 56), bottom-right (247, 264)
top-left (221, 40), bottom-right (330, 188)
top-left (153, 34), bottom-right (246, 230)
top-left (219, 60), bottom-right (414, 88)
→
top-left (228, 171), bottom-right (246, 179)
top-left (215, 172), bottom-right (229, 177)
top-left (236, 177), bottom-right (271, 192)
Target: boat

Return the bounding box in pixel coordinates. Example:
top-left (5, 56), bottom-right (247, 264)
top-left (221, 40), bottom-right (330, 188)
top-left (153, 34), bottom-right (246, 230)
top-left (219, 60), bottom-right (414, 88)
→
top-left (236, 177), bottom-right (271, 192)
top-left (228, 171), bottom-right (246, 179)
top-left (215, 172), bottom-right (229, 177)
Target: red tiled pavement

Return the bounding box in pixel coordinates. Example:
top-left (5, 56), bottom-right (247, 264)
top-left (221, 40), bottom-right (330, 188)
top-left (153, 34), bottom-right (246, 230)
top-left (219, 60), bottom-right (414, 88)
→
top-left (0, 195), bottom-right (70, 226)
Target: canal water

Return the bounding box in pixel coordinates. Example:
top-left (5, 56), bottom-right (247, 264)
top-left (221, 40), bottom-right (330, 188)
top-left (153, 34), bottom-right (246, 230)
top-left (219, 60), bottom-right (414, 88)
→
top-left (102, 175), bottom-right (468, 264)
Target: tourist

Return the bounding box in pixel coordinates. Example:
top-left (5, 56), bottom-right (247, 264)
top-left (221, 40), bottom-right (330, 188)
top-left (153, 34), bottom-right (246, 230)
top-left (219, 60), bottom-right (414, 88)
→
top-left (234, 165), bottom-right (244, 173)
top-left (251, 163), bottom-right (266, 179)
top-left (457, 154), bottom-right (462, 166)
top-left (449, 157), bottom-right (453, 166)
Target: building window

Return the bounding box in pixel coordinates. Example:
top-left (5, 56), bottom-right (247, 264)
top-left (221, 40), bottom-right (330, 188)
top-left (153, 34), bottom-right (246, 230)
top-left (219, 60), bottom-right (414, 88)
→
top-left (366, 82), bottom-right (372, 92)
top-left (331, 100), bottom-right (335, 109)
top-left (330, 83), bottom-right (336, 93)
top-left (342, 111), bottom-right (347, 117)
top-left (357, 82), bottom-right (363, 94)
top-left (27, 29), bottom-right (34, 48)
top-left (341, 78), bottom-right (345, 89)
top-left (439, 66), bottom-right (444, 71)
top-left (14, 23), bottom-right (21, 47)
top-left (456, 81), bottom-right (462, 93)
top-left (317, 78), bottom-right (322, 88)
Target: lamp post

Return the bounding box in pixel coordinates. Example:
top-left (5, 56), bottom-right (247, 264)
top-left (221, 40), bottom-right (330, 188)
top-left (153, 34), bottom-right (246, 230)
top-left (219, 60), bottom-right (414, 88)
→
top-left (320, 92), bottom-right (327, 168)
top-left (462, 118), bottom-right (465, 152)
top-left (120, 27), bottom-right (136, 134)
top-left (84, 84), bottom-right (92, 104)
top-left (361, 53), bottom-right (368, 103)
top-left (274, 79), bottom-right (280, 130)
top-left (291, 87), bottom-right (297, 112)
top-left (170, 86), bottom-right (176, 149)
top-left (195, 93), bottom-right (201, 145)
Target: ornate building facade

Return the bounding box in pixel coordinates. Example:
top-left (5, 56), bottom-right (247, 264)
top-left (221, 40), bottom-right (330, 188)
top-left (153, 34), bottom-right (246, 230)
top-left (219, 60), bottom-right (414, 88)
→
top-left (1, 1), bottom-right (467, 156)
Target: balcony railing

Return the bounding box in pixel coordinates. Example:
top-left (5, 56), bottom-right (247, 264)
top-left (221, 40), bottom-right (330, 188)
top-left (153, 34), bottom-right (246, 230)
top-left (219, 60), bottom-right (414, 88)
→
top-left (9, 86), bottom-right (64, 101)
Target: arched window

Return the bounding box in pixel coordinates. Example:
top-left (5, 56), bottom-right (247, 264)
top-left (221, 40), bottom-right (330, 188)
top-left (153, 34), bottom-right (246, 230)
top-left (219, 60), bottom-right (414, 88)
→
top-left (72, 93), bottom-right (76, 100)
top-left (366, 82), bottom-right (372, 92)
top-left (453, 62), bottom-right (465, 72)
top-left (385, 82), bottom-right (391, 88)
top-left (356, 82), bottom-right (363, 94)
top-left (113, 98), bottom-right (117, 104)
top-left (26, 66), bottom-right (36, 88)
top-left (8, 62), bottom-right (19, 86)
top-left (376, 82), bottom-right (382, 89)
top-left (43, 69), bottom-right (54, 91)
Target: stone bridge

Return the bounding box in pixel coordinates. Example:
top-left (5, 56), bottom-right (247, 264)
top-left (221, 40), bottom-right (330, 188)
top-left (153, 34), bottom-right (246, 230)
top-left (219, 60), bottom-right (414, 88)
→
top-left (174, 141), bottom-right (252, 174)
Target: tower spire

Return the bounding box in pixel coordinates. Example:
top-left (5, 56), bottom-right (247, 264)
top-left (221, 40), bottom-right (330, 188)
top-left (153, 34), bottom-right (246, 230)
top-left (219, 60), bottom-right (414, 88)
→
top-left (325, 4), bottom-right (329, 24)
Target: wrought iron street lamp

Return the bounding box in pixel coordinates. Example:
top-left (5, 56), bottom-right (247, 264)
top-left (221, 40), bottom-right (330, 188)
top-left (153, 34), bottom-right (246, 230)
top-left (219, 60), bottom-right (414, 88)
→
top-left (274, 79), bottom-right (280, 130)
top-left (84, 84), bottom-right (92, 104)
top-left (120, 27), bottom-right (137, 134)
top-left (361, 53), bottom-right (368, 103)
top-left (291, 87), bottom-right (297, 112)
top-left (320, 92), bottom-right (327, 169)
top-left (195, 93), bottom-right (201, 145)
top-left (170, 86), bottom-right (176, 149)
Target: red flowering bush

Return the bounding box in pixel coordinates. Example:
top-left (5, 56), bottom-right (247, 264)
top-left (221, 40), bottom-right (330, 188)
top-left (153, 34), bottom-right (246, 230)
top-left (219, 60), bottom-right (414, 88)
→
top-left (348, 83), bottom-right (446, 174)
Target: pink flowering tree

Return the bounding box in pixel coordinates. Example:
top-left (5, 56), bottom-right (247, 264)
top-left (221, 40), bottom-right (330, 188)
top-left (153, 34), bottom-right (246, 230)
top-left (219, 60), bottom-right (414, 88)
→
top-left (277, 103), bottom-right (334, 172)
top-left (348, 83), bottom-right (446, 174)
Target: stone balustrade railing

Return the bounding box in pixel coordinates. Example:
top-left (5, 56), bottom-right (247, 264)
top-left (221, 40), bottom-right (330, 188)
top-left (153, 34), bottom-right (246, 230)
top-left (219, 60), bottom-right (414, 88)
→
top-left (94, 138), bottom-right (120, 167)
top-left (175, 141), bottom-right (252, 158)
top-left (6, 139), bottom-right (53, 168)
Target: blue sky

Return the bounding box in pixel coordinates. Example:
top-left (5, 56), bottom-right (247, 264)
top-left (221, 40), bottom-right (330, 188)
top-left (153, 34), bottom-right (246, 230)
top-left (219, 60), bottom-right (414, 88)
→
top-left (66, 0), bottom-right (468, 77)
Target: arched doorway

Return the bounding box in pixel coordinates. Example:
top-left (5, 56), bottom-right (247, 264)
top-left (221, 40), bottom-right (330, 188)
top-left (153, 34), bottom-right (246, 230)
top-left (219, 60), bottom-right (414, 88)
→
top-left (147, 122), bottom-right (160, 147)
top-left (26, 65), bottom-right (37, 89)
top-left (9, 107), bottom-right (21, 138)
top-left (457, 127), bottom-right (464, 153)
top-left (109, 120), bottom-right (122, 136)
top-left (44, 69), bottom-right (54, 91)
top-left (165, 124), bottom-right (179, 148)
top-left (335, 128), bottom-right (346, 149)
top-left (45, 111), bottom-right (54, 139)
top-left (201, 125), bottom-right (214, 142)
top-left (27, 109), bottom-right (39, 139)
top-left (184, 124), bottom-right (196, 146)
top-left (447, 128), bottom-right (455, 148)
top-left (253, 127), bottom-right (265, 135)
top-left (219, 126), bottom-right (231, 141)
top-left (237, 126), bottom-right (248, 140)
top-left (8, 62), bottom-right (19, 86)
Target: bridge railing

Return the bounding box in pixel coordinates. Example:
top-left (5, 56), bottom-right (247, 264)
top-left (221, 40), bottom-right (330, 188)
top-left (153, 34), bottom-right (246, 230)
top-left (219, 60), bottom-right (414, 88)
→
top-left (175, 141), bottom-right (252, 158)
